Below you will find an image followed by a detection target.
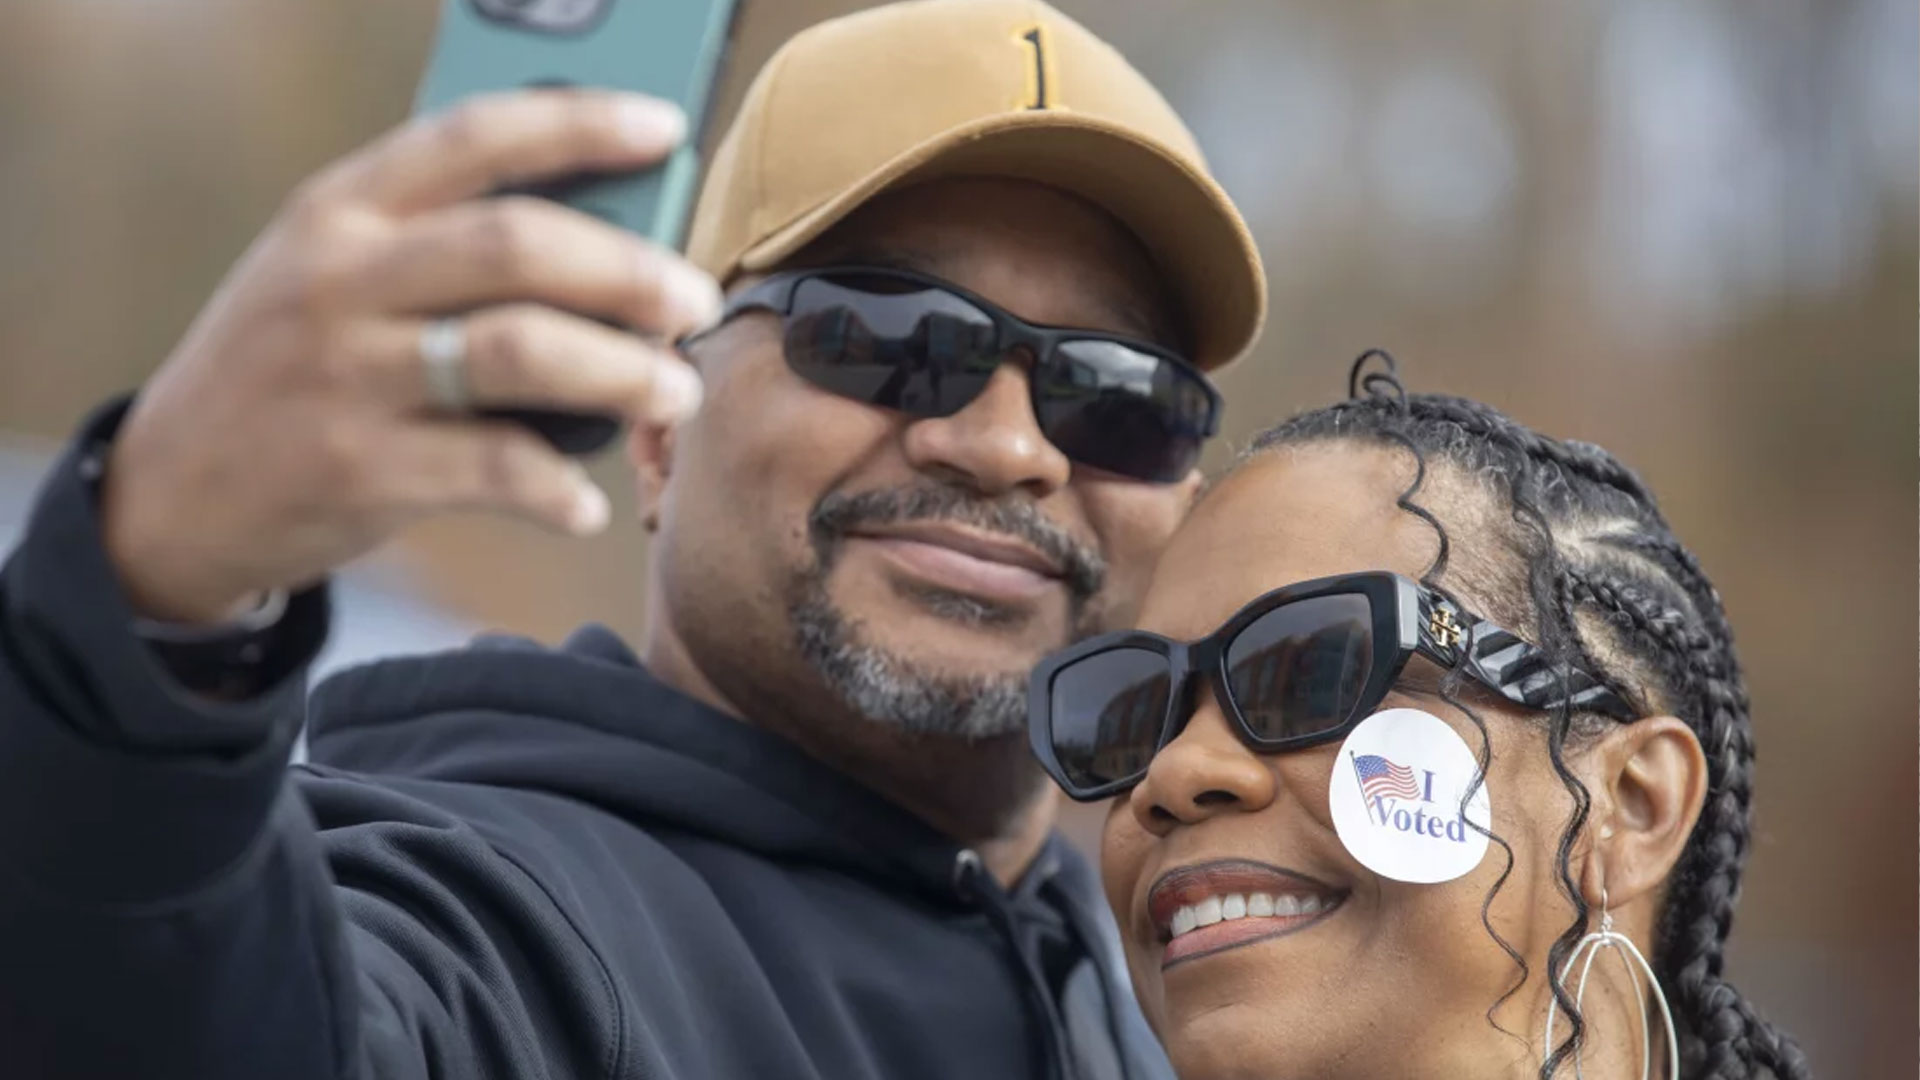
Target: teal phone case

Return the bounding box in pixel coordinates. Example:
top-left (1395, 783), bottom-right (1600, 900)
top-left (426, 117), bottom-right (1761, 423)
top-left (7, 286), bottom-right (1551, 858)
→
top-left (414, 0), bottom-right (741, 252)
top-left (411, 0), bottom-right (740, 455)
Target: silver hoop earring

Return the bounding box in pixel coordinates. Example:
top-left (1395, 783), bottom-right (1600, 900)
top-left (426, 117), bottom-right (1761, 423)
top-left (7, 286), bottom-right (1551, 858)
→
top-left (1542, 889), bottom-right (1680, 1080)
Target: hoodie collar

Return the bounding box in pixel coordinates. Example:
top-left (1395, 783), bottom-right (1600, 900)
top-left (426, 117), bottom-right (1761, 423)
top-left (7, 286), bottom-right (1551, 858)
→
top-left (306, 625), bottom-right (1048, 905)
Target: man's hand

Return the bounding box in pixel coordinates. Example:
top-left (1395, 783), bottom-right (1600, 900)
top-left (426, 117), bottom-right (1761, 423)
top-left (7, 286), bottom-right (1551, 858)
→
top-left (101, 89), bottom-right (720, 624)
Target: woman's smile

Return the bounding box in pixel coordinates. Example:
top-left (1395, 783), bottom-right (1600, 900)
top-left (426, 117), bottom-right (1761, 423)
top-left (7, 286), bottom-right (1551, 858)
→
top-left (1147, 859), bottom-right (1349, 968)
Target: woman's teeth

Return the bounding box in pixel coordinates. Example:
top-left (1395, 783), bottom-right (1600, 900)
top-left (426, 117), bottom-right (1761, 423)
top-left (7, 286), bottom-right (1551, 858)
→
top-left (1168, 893), bottom-right (1328, 938)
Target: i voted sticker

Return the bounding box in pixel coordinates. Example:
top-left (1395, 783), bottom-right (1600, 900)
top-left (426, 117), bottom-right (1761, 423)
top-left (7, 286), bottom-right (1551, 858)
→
top-left (1329, 708), bottom-right (1492, 884)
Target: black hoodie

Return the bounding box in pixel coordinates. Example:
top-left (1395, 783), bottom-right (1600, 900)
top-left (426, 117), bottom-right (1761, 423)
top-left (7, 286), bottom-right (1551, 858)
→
top-left (0, 407), bottom-right (1173, 1080)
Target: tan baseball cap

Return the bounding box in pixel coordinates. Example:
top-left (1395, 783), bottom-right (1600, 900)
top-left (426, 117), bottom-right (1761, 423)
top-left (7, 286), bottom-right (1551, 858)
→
top-left (685, 0), bottom-right (1267, 370)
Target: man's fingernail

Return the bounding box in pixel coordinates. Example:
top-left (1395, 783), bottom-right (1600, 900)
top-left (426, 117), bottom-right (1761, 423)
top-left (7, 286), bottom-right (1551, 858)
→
top-left (665, 267), bottom-right (725, 329)
top-left (618, 98), bottom-right (686, 149)
top-left (646, 359), bottom-right (705, 424)
top-left (569, 478), bottom-right (612, 536)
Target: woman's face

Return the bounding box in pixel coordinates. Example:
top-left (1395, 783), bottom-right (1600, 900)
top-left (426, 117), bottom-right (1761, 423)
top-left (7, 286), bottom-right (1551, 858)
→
top-left (1102, 443), bottom-right (1601, 1080)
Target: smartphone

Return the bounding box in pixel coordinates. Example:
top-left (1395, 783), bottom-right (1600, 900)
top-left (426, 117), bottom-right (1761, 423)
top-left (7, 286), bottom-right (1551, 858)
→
top-left (414, 0), bottom-right (743, 455)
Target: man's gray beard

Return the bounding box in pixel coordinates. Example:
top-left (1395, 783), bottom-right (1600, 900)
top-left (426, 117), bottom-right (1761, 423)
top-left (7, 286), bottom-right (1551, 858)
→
top-left (790, 590), bottom-right (1028, 741)
top-left (790, 482), bottom-right (1107, 741)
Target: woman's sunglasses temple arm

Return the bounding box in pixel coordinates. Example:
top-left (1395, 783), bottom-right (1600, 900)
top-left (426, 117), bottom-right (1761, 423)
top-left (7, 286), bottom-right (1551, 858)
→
top-left (1417, 598), bottom-right (1639, 722)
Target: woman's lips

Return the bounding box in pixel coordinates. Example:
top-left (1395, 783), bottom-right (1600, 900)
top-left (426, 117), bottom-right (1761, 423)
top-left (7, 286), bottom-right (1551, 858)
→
top-left (1147, 859), bottom-right (1349, 968)
top-left (1159, 893), bottom-right (1345, 966)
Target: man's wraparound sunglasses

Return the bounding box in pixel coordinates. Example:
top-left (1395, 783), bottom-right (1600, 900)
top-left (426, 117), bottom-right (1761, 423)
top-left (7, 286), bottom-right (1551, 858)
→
top-left (691, 266), bottom-right (1221, 483)
top-left (1027, 571), bottom-right (1639, 801)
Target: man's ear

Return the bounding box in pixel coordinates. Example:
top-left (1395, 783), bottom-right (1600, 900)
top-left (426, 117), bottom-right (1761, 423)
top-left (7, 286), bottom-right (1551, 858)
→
top-left (1579, 716), bottom-right (1709, 908)
top-left (1177, 468), bottom-right (1206, 512)
top-left (628, 419), bottom-right (675, 534)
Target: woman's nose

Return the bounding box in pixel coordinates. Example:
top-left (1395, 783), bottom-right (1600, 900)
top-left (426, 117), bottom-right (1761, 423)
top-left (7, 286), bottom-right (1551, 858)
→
top-left (1127, 691), bottom-right (1277, 836)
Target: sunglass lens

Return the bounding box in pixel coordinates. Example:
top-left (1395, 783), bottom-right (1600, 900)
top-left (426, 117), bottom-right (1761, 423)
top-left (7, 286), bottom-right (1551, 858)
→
top-left (1036, 340), bottom-right (1214, 482)
top-left (1046, 646), bottom-right (1174, 793)
top-left (784, 273), bottom-right (997, 414)
top-left (1224, 593), bottom-right (1375, 744)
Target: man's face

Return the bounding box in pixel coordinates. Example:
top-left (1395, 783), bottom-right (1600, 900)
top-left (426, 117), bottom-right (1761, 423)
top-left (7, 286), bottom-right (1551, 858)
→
top-left (642, 177), bottom-right (1201, 741)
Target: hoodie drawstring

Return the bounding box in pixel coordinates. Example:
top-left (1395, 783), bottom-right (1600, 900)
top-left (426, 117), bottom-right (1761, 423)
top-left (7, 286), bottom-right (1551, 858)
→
top-left (1041, 874), bottom-right (1144, 1080)
top-left (953, 848), bottom-right (1078, 1080)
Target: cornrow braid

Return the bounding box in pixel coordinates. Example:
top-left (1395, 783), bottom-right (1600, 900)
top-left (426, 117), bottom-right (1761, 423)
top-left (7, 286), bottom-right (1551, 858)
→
top-left (1244, 354), bottom-right (1809, 1079)
top-left (1563, 571), bottom-right (1807, 1079)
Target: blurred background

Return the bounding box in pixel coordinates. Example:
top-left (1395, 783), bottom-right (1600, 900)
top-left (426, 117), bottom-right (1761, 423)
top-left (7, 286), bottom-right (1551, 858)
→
top-left (2, 0), bottom-right (1913, 1073)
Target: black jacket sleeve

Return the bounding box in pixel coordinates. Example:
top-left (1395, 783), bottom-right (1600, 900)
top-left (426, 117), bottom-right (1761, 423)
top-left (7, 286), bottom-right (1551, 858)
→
top-left (0, 405), bottom-right (613, 1080)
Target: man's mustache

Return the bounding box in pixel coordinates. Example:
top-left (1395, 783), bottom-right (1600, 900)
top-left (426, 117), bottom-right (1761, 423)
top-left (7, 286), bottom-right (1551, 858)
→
top-left (809, 485), bottom-right (1107, 602)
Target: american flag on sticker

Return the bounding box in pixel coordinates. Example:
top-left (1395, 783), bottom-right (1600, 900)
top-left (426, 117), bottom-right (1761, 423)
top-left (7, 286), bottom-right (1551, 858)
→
top-left (1351, 753), bottom-right (1422, 804)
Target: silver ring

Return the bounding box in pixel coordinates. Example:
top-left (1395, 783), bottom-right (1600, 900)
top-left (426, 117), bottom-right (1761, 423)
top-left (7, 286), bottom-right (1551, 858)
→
top-left (419, 317), bottom-right (470, 413)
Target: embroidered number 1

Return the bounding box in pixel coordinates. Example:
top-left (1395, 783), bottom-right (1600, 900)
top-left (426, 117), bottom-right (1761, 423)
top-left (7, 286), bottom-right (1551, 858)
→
top-left (1021, 27), bottom-right (1049, 110)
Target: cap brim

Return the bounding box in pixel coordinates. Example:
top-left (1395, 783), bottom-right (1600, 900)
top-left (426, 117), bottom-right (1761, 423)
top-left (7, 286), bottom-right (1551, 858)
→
top-left (735, 112), bottom-right (1266, 371)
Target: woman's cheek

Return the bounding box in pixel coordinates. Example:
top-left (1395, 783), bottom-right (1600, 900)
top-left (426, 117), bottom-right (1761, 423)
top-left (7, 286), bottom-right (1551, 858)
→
top-left (1098, 799), bottom-right (1169, 1020)
top-left (1099, 797), bottom-right (1150, 924)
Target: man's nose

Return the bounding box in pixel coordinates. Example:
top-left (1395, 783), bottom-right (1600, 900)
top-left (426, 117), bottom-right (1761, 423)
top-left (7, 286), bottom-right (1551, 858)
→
top-left (900, 362), bottom-right (1072, 496)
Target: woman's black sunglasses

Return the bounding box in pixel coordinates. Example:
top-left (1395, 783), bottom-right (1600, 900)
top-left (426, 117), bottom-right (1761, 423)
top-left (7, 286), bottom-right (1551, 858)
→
top-left (686, 265), bottom-right (1221, 483)
top-left (1027, 571), bottom-right (1638, 801)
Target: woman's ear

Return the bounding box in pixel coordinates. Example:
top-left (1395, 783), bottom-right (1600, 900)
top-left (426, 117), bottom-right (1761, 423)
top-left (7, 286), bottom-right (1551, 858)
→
top-left (628, 419), bottom-right (675, 534)
top-left (1581, 716), bottom-right (1709, 908)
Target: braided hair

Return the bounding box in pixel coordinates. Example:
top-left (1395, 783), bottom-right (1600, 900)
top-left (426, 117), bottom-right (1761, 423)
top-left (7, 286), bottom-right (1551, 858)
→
top-left (1242, 352), bottom-right (1809, 1080)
